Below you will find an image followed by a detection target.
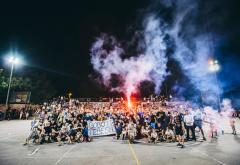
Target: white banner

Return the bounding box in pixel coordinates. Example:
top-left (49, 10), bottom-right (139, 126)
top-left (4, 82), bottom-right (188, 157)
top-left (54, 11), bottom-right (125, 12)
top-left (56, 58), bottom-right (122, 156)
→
top-left (87, 119), bottom-right (116, 137)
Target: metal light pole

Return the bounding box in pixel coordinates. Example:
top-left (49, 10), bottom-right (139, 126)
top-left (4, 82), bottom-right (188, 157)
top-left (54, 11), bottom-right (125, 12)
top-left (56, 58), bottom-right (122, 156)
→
top-left (5, 62), bottom-right (14, 109)
top-left (5, 56), bottom-right (19, 110)
top-left (213, 70), bottom-right (221, 112)
top-left (208, 59), bottom-right (221, 111)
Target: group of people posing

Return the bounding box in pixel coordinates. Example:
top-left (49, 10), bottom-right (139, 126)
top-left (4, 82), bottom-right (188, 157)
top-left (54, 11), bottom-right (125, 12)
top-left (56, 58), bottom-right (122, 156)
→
top-left (24, 97), bottom-right (238, 148)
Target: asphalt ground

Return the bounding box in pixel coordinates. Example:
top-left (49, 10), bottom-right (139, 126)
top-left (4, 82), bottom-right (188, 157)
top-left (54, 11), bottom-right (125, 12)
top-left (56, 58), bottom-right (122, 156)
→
top-left (0, 120), bottom-right (239, 165)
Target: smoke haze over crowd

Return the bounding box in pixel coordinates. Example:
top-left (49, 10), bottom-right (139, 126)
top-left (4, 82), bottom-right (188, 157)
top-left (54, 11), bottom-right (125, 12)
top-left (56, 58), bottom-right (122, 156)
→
top-left (90, 0), bottom-right (239, 107)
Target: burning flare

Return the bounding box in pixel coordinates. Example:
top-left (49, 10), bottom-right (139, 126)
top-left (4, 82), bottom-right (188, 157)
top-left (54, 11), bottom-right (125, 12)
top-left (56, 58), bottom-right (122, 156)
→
top-left (127, 95), bottom-right (132, 109)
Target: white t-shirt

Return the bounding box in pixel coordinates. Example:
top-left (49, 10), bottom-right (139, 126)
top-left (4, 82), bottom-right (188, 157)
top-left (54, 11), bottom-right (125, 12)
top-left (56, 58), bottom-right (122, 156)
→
top-left (194, 111), bottom-right (203, 120)
top-left (184, 114), bottom-right (194, 126)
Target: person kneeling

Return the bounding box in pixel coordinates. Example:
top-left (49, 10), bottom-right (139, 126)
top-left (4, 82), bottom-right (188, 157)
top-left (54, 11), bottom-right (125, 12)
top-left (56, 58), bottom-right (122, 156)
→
top-left (24, 127), bottom-right (40, 145)
top-left (149, 129), bottom-right (158, 144)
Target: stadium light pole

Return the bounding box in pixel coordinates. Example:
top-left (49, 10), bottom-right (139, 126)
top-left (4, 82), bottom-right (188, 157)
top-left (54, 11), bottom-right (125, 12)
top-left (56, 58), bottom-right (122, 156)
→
top-left (208, 59), bottom-right (221, 111)
top-left (5, 56), bottom-right (20, 110)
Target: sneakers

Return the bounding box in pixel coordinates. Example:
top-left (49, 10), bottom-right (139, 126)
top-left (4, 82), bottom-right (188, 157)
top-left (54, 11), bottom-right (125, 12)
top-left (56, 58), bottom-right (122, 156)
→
top-left (177, 143), bottom-right (184, 148)
top-left (203, 137), bottom-right (206, 141)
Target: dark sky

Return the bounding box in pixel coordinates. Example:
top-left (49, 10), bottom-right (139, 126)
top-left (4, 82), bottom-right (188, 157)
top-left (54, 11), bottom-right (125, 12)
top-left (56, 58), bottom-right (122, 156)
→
top-left (0, 0), bottom-right (239, 98)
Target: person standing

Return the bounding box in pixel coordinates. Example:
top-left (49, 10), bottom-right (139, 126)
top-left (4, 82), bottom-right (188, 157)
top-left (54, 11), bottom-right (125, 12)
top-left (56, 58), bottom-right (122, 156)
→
top-left (184, 110), bottom-right (196, 141)
top-left (174, 111), bottom-right (185, 148)
top-left (19, 109), bottom-right (23, 120)
top-left (26, 109), bottom-right (30, 120)
top-left (115, 122), bottom-right (123, 140)
top-left (194, 108), bottom-right (206, 140)
top-left (230, 112), bottom-right (237, 135)
top-left (6, 107), bottom-right (12, 120)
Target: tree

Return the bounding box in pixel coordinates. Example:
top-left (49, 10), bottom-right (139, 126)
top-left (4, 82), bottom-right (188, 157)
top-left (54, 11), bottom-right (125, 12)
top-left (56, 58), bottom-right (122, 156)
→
top-left (0, 71), bottom-right (56, 104)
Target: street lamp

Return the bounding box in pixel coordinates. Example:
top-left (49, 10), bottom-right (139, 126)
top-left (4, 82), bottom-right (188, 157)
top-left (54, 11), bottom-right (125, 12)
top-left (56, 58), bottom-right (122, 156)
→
top-left (208, 59), bottom-right (220, 72)
top-left (208, 58), bottom-right (221, 111)
top-left (5, 56), bottom-right (20, 109)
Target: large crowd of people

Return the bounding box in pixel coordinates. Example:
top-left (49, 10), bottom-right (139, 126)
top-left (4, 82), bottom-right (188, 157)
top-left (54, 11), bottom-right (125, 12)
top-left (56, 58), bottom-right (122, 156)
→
top-left (4, 106), bottom-right (35, 120)
top-left (23, 97), bottom-right (238, 148)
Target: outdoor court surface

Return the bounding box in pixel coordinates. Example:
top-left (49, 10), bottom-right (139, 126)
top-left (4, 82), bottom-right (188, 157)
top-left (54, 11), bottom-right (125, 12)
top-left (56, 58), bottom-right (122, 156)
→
top-left (0, 120), bottom-right (239, 165)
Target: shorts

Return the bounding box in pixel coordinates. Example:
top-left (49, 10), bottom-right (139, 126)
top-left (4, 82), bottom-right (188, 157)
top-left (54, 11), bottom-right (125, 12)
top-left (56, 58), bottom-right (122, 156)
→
top-left (44, 127), bottom-right (51, 134)
top-left (194, 120), bottom-right (202, 129)
top-left (69, 131), bottom-right (77, 137)
top-left (175, 127), bottom-right (183, 136)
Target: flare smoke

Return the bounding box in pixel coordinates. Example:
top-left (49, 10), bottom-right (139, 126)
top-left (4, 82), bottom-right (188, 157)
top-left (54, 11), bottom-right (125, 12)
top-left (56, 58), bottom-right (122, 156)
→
top-left (90, 0), bottom-right (223, 105)
top-left (90, 16), bottom-right (168, 101)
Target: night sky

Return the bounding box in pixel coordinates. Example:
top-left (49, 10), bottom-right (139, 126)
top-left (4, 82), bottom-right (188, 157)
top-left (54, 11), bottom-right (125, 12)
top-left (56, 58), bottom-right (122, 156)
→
top-left (0, 0), bottom-right (240, 99)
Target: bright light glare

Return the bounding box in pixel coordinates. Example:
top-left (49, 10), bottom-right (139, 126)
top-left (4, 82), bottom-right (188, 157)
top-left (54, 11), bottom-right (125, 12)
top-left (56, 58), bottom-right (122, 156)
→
top-left (8, 56), bottom-right (14, 63)
top-left (209, 63), bottom-right (220, 72)
top-left (7, 56), bottom-right (20, 65)
top-left (208, 58), bottom-right (220, 72)
top-left (208, 59), bottom-right (214, 65)
top-left (5, 50), bottom-right (23, 66)
top-left (127, 99), bottom-right (132, 108)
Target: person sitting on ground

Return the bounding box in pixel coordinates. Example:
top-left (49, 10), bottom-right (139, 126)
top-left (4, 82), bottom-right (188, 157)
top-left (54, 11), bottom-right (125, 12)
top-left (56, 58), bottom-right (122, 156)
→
top-left (149, 129), bottom-right (158, 143)
top-left (57, 126), bottom-right (68, 146)
top-left (127, 121), bottom-right (136, 143)
top-left (121, 126), bottom-right (127, 140)
top-left (156, 122), bottom-right (164, 142)
top-left (165, 126), bottom-right (175, 142)
top-left (67, 124), bottom-right (75, 144)
top-left (76, 129), bottom-right (84, 143)
top-left (141, 125), bottom-right (150, 138)
top-left (39, 125), bottom-right (48, 144)
top-left (50, 127), bottom-right (58, 143)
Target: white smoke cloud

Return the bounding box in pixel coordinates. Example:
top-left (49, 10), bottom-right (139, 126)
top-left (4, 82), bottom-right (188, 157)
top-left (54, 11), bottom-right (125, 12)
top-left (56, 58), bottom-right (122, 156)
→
top-left (168, 1), bottom-right (222, 105)
top-left (90, 16), bottom-right (168, 100)
top-left (90, 0), bottom-right (222, 107)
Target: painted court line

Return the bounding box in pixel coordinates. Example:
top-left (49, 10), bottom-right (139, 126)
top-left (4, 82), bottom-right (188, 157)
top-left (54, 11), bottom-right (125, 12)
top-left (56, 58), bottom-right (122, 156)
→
top-left (55, 145), bottom-right (75, 165)
top-left (128, 140), bottom-right (140, 165)
top-left (200, 152), bottom-right (226, 165)
top-left (28, 147), bottom-right (40, 156)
